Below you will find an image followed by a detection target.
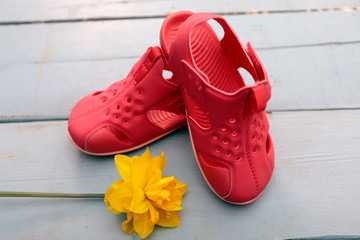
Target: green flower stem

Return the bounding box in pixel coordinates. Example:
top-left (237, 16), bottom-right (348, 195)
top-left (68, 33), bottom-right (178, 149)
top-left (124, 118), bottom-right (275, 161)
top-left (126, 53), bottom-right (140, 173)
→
top-left (0, 191), bottom-right (105, 198)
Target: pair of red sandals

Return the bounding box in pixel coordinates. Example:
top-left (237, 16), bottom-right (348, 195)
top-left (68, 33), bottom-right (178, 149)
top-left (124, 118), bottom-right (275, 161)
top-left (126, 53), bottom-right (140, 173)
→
top-left (68, 11), bottom-right (275, 205)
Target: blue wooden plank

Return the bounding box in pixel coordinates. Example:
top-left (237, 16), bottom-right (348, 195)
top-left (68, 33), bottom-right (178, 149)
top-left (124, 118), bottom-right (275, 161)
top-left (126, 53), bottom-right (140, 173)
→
top-left (0, 11), bottom-right (359, 120)
top-left (1, 43), bottom-right (360, 120)
top-left (1, 11), bottom-right (359, 65)
top-left (0, 0), bottom-right (358, 22)
top-left (0, 110), bottom-right (360, 239)
top-left (1, 1), bottom-right (360, 239)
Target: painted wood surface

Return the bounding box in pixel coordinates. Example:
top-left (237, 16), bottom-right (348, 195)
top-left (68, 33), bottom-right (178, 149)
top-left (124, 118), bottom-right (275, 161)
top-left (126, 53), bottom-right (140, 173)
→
top-left (1, 11), bottom-right (360, 120)
top-left (1, 0), bottom-right (360, 239)
top-left (0, 0), bottom-right (359, 23)
top-left (1, 110), bottom-right (360, 239)
top-left (2, 11), bottom-right (360, 65)
top-left (1, 43), bottom-right (360, 121)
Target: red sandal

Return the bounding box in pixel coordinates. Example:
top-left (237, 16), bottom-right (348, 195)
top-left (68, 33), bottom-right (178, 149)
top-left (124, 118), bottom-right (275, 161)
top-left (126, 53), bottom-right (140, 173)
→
top-left (68, 46), bottom-right (186, 155)
top-left (161, 12), bottom-right (275, 204)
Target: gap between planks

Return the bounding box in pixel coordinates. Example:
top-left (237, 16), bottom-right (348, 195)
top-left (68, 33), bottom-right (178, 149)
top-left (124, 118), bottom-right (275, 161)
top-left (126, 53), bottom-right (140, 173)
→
top-left (0, 6), bottom-right (359, 26)
top-left (1, 108), bottom-right (360, 124)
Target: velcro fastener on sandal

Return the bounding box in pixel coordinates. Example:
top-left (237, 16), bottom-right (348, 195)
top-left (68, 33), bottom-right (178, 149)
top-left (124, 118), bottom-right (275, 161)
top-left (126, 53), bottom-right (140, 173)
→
top-left (132, 46), bottom-right (169, 84)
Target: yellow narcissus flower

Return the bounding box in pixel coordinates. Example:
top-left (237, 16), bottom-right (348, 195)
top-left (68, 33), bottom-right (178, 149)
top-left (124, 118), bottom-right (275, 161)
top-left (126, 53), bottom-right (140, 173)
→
top-left (104, 148), bottom-right (187, 239)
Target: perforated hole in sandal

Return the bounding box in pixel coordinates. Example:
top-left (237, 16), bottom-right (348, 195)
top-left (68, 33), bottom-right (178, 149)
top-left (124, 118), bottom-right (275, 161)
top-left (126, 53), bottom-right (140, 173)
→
top-left (163, 70), bottom-right (173, 80)
top-left (229, 117), bottom-right (237, 124)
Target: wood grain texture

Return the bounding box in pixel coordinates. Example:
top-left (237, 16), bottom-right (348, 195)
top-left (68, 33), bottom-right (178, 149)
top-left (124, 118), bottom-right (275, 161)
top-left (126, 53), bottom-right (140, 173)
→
top-left (1, 110), bottom-right (360, 239)
top-left (0, 0), bottom-right (358, 22)
top-left (1, 43), bottom-right (360, 121)
top-left (1, 11), bottom-right (360, 120)
top-left (1, 11), bottom-right (359, 65)
top-left (1, 1), bottom-right (360, 239)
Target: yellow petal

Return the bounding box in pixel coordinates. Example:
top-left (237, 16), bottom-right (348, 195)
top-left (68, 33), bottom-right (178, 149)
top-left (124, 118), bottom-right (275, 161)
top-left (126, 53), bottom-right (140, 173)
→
top-left (122, 212), bottom-right (135, 234)
top-left (150, 151), bottom-right (166, 171)
top-left (141, 147), bottom-right (152, 161)
top-left (104, 179), bottom-right (125, 214)
top-left (148, 202), bottom-right (159, 224)
top-left (146, 175), bottom-right (174, 193)
top-left (115, 154), bottom-right (132, 180)
top-left (107, 181), bottom-right (133, 213)
top-left (105, 204), bottom-right (121, 214)
top-left (158, 188), bottom-right (182, 211)
top-left (130, 187), bottom-right (148, 214)
top-left (131, 149), bottom-right (168, 190)
top-left (108, 194), bottom-right (132, 213)
top-left (155, 208), bottom-right (181, 228)
top-left (174, 178), bottom-right (188, 196)
top-left (104, 179), bottom-right (123, 203)
top-left (157, 178), bottom-right (187, 211)
top-left (147, 178), bottom-right (183, 211)
top-left (145, 189), bottom-right (171, 203)
top-left (145, 168), bottom-right (163, 190)
top-left (133, 212), bottom-right (155, 239)
top-left (131, 156), bottom-right (152, 189)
